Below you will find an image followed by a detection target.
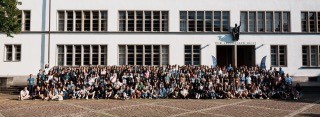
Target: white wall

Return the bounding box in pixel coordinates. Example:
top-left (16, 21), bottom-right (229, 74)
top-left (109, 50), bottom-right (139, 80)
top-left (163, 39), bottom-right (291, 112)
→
top-left (0, 0), bottom-right (320, 77)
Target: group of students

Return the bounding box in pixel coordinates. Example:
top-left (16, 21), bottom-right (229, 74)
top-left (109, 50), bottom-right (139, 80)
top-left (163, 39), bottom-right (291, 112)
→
top-left (19, 64), bottom-right (302, 101)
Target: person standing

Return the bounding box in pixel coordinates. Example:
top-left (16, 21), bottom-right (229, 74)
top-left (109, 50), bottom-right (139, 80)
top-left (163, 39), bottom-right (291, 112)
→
top-left (27, 74), bottom-right (35, 98)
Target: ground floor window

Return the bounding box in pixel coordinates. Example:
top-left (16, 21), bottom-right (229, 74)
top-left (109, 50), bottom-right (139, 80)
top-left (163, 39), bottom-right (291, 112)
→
top-left (270, 45), bottom-right (287, 67)
top-left (57, 45), bottom-right (107, 66)
top-left (4, 45), bottom-right (21, 62)
top-left (302, 45), bottom-right (320, 67)
top-left (119, 45), bottom-right (169, 65)
top-left (185, 45), bottom-right (201, 65)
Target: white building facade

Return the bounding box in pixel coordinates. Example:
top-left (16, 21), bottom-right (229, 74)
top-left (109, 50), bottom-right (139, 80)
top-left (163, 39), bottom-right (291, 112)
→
top-left (1, 0), bottom-right (320, 77)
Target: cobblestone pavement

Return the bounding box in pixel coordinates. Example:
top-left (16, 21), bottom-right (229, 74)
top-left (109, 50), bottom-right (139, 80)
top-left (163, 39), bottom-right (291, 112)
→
top-left (0, 93), bottom-right (319, 117)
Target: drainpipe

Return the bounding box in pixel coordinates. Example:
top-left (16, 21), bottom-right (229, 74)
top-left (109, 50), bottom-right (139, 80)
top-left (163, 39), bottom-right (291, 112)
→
top-left (48, 0), bottom-right (51, 66)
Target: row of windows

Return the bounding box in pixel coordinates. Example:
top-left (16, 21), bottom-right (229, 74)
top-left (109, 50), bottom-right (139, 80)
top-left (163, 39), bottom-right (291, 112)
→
top-left (301, 11), bottom-right (320, 32)
top-left (119, 11), bottom-right (169, 32)
top-left (240, 11), bottom-right (290, 32)
top-left (57, 45), bottom-right (107, 66)
top-left (180, 11), bottom-right (230, 32)
top-left (118, 45), bottom-right (169, 65)
top-left (18, 10), bottom-right (320, 33)
top-left (3, 44), bottom-right (320, 67)
top-left (57, 10), bottom-right (108, 32)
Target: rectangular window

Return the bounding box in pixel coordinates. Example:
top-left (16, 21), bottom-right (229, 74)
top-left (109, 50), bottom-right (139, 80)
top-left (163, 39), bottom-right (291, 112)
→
top-left (274, 12), bottom-right (281, 32)
top-left (100, 11), bottom-right (108, 31)
top-left (57, 45), bottom-right (64, 66)
top-left (136, 11), bottom-right (143, 31)
top-left (119, 11), bottom-right (168, 32)
top-left (241, 11), bottom-right (290, 32)
top-left (249, 12), bottom-right (256, 32)
top-left (309, 12), bottom-right (316, 32)
top-left (240, 12), bottom-right (248, 32)
top-left (145, 11), bottom-right (152, 31)
top-left (18, 10), bottom-right (31, 31)
top-left (161, 11), bottom-right (169, 31)
top-left (180, 11), bottom-right (229, 32)
top-left (83, 11), bottom-right (91, 31)
top-left (185, 45), bottom-right (201, 65)
top-left (119, 11), bottom-right (126, 31)
top-left (74, 45), bottom-right (81, 66)
top-left (5, 45), bottom-right (21, 62)
top-left (222, 11), bottom-right (229, 31)
top-left (75, 11), bottom-right (82, 31)
top-left (214, 11), bottom-right (221, 32)
top-left (197, 11), bottom-right (204, 31)
top-left (266, 12), bottom-right (273, 32)
top-left (119, 45), bottom-right (169, 65)
top-left (67, 11), bottom-right (74, 31)
top-left (59, 10), bottom-right (107, 32)
top-left (153, 11), bottom-right (160, 31)
top-left (180, 11), bottom-right (187, 31)
top-left (92, 11), bottom-right (99, 31)
top-left (205, 11), bottom-right (212, 31)
top-left (92, 45), bottom-right (99, 65)
top-left (58, 11), bottom-right (65, 31)
top-left (57, 45), bottom-right (107, 66)
top-left (257, 12), bottom-right (264, 32)
top-left (301, 11), bottom-right (320, 33)
top-left (302, 45), bottom-right (320, 67)
top-left (271, 45), bottom-right (287, 67)
top-left (282, 12), bottom-right (290, 32)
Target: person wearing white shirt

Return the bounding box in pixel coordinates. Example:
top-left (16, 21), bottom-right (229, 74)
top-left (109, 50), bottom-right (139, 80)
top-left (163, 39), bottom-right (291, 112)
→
top-left (19, 87), bottom-right (30, 101)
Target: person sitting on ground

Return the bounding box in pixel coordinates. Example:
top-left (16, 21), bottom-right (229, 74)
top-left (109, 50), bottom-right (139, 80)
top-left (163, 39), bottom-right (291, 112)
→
top-left (19, 87), bottom-right (31, 101)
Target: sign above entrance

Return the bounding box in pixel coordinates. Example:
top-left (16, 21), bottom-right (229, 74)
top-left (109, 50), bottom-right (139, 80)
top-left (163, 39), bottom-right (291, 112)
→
top-left (215, 42), bottom-right (256, 45)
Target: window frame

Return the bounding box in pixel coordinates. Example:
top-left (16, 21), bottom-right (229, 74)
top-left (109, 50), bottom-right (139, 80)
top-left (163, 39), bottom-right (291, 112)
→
top-left (241, 11), bottom-right (291, 33)
top-left (301, 11), bottom-right (319, 33)
top-left (118, 10), bottom-right (169, 32)
top-left (184, 45), bottom-right (201, 65)
top-left (270, 45), bottom-right (287, 67)
top-left (56, 45), bottom-right (108, 66)
top-left (302, 45), bottom-right (320, 67)
top-left (57, 10), bottom-right (108, 32)
top-left (180, 10), bottom-right (230, 32)
top-left (118, 45), bottom-right (169, 66)
top-left (4, 44), bottom-right (21, 62)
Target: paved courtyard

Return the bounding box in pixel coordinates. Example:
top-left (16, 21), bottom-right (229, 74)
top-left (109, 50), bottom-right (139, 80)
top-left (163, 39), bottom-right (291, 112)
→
top-left (0, 93), bottom-right (319, 117)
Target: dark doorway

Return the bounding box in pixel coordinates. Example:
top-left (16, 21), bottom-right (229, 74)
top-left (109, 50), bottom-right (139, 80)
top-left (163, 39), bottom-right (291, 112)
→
top-left (217, 46), bottom-right (234, 67)
top-left (237, 45), bottom-right (255, 67)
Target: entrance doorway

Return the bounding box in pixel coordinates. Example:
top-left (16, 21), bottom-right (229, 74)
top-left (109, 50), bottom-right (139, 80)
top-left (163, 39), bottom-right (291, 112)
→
top-left (216, 45), bottom-right (255, 67)
top-left (216, 46), bottom-right (234, 67)
top-left (237, 45), bottom-right (255, 67)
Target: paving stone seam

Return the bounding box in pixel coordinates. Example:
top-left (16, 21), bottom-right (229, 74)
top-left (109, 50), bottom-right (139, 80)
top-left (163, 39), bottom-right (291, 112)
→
top-left (235, 104), bottom-right (294, 112)
top-left (0, 103), bottom-right (60, 112)
top-left (56, 100), bottom-right (173, 117)
top-left (58, 101), bottom-right (117, 117)
top-left (169, 100), bottom-right (250, 117)
top-left (284, 99), bottom-right (320, 117)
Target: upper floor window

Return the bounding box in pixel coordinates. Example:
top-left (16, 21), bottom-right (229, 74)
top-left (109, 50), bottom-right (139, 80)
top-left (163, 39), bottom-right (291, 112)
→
top-left (58, 10), bottom-right (108, 32)
top-left (4, 45), bottom-right (21, 62)
top-left (119, 11), bottom-right (168, 32)
top-left (180, 11), bottom-right (229, 32)
top-left (301, 12), bottom-right (320, 32)
top-left (241, 11), bottom-right (290, 32)
top-left (302, 45), bottom-right (320, 67)
top-left (18, 10), bottom-right (31, 31)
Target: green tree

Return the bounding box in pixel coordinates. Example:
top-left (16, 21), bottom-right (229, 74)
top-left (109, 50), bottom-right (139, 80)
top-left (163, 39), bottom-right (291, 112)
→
top-left (0, 0), bottom-right (21, 37)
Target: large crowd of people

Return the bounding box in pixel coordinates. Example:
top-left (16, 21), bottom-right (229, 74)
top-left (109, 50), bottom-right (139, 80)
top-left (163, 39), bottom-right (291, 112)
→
top-left (19, 64), bottom-right (302, 101)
